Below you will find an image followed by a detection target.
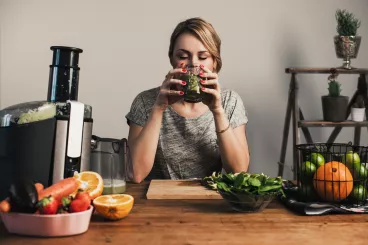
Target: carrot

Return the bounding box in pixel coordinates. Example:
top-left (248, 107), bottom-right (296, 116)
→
top-left (38, 177), bottom-right (79, 201)
top-left (0, 198), bottom-right (11, 213)
top-left (35, 183), bottom-right (44, 194)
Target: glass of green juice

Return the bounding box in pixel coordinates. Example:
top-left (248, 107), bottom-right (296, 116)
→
top-left (180, 66), bottom-right (206, 103)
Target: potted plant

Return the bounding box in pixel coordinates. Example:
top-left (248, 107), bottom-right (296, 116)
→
top-left (351, 95), bottom-right (366, 122)
top-left (322, 75), bottom-right (349, 122)
top-left (334, 9), bottom-right (362, 69)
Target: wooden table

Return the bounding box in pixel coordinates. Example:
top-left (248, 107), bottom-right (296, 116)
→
top-left (1, 182), bottom-right (368, 245)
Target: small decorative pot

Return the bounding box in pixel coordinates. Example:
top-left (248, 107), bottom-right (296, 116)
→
top-left (351, 108), bottom-right (366, 122)
top-left (322, 95), bottom-right (349, 122)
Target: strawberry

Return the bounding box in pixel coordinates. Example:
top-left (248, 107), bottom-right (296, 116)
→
top-left (36, 196), bottom-right (58, 214)
top-left (68, 191), bottom-right (91, 213)
top-left (69, 199), bottom-right (89, 213)
top-left (61, 196), bottom-right (72, 208)
top-left (75, 191), bottom-right (91, 204)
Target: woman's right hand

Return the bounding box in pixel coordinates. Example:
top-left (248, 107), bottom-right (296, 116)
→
top-left (154, 67), bottom-right (187, 110)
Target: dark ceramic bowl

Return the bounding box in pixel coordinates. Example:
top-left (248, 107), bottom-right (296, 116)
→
top-left (218, 189), bottom-right (277, 213)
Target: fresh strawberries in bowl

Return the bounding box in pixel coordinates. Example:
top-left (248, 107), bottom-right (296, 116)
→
top-left (0, 176), bottom-right (101, 237)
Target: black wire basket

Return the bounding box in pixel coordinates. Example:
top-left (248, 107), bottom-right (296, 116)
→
top-left (296, 143), bottom-right (368, 205)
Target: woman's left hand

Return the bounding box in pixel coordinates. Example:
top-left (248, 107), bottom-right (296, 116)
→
top-left (199, 65), bottom-right (223, 114)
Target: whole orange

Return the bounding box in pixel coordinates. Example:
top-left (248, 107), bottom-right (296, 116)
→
top-left (313, 161), bottom-right (353, 202)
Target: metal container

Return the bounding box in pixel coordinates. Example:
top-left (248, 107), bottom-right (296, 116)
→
top-left (334, 36), bottom-right (361, 69)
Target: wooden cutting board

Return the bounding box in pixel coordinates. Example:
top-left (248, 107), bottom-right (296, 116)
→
top-left (146, 179), bottom-right (222, 200)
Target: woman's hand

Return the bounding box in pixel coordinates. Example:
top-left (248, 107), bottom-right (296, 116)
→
top-left (200, 65), bottom-right (223, 114)
top-left (154, 67), bottom-right (187, 111)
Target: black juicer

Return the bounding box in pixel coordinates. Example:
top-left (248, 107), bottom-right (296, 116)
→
top-left (0, 46), bottom-right (93, 200)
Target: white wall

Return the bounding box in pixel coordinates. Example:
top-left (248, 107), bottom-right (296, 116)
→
top-left (1, 0), bottom-right (367, 180)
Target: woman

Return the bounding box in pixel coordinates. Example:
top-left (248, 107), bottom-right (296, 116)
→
top-left (126, 17), bottom-right (250, 183)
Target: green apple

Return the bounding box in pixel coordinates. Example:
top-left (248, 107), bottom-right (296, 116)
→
top-left (310, 153), bottom-right (325, 168)
top-left (342, 151), bottom-right (360, 168)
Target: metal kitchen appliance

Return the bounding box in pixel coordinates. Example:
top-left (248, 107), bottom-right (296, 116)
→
top-left (0, 46), bottom-right (93, 200)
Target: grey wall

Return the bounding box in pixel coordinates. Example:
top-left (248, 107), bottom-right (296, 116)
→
top-left (0, 0), bottom-right (367, 180)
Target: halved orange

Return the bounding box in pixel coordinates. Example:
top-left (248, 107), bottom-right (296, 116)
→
top-left (93, 194), bottom-right (134, 220)
top-left (73, 171), bottom-right (104, 200)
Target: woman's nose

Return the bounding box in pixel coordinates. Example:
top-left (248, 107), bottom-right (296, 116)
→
top-left (189, 57), bottom-right (200, 67)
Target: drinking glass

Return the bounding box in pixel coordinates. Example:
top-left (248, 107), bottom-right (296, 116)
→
top-left (181, 66), bottom-right (205, 103)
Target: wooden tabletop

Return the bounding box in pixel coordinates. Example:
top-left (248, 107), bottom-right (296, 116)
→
top-left (1, 182), bottom-right (368, 245)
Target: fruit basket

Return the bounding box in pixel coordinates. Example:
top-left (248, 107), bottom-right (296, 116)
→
top-left (296, 143), bottom-right (368, 205)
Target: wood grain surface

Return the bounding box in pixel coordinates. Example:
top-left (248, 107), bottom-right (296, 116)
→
top-left (1, 182), bottom-right (368, 245)
top-left (146, 179), bottom-right (222, 200)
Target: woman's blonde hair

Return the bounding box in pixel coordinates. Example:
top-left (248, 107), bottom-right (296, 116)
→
top-left (168, 17), bottom-right (222, 73)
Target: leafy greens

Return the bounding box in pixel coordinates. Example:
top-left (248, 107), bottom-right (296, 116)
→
top-left (202, 172), bottom-right (285, 196)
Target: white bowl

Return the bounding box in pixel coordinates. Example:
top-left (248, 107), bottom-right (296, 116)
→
top-left (0, 206), bottom-right (93, 237)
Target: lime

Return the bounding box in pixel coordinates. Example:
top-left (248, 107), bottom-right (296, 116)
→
top-left (298, 183), bottom-right (317, 201)
top-left (300, 161), bottom-right (316, 183)
top-left (350, 184), bottom-right (367, 202)
top-left (342, 151), bottom-right (360, 169)
top-left (310, 153), bottom-right (325, 168)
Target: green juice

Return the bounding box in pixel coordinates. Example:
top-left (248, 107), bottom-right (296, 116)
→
top-left (102, 179), bottom-right (126, 195)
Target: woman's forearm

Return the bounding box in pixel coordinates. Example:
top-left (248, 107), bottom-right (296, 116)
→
top-left (129, 106), bottom-right (164, 183)
top-left (213, 109), bottom-right (249, 173)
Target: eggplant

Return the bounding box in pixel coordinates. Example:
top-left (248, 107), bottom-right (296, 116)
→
top-left (8, 179), bottom-right (38, 213)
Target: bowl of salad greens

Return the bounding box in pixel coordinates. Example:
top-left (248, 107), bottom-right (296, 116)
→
top-left (202, 172), bottom-right (285, 213)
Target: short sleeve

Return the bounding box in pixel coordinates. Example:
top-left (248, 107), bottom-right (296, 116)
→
top-left (222, 90), bottom-right (248, 128)
top-left (125, 93), bottom-right (148, 127)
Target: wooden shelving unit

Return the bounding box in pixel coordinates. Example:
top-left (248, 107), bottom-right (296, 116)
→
top-left (278, 67), bottom-right (368, 179)
top-left (299, 120), bottom-right (368, 127)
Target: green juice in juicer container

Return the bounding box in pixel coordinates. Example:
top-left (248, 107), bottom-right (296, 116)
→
top-left (102, 179), bottom-right (126, 195)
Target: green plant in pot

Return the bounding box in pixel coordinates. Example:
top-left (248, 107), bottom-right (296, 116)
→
top-left (321, 75), bottom-right (349, 122)
top-left (351, 95), bottom-right (366, 122)
top-left (334, 9), bottom-right (362, 69)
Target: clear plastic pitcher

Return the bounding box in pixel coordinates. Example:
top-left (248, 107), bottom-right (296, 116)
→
top-left (90, 136), bottom-right (132, 194)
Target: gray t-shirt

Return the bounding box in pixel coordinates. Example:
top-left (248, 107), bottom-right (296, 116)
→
top-left (125, 87), bottom-right (248, 180)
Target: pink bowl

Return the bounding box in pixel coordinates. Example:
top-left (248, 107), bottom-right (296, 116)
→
top-left (0, 206), bottom-right (93, 237)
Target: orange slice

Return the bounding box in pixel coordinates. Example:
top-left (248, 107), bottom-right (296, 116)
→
top-left (93, 194), bottom-right (134, 220)
top-left (73, 171), bottom-right (104, 200)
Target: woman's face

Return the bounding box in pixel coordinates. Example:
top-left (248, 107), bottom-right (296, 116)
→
top-left (171, 32), bottom-right (214, 72)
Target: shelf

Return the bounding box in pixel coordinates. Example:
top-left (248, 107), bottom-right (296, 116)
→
top-left (286, 67), bottom-right (368, 74)
top-left (298, 120), bottom-right (368, 127)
